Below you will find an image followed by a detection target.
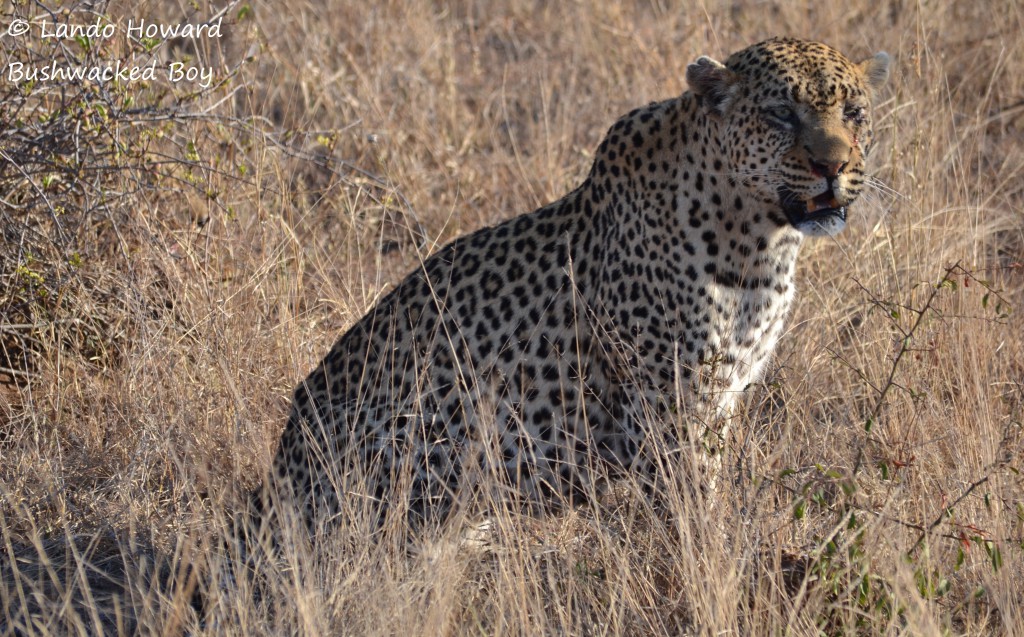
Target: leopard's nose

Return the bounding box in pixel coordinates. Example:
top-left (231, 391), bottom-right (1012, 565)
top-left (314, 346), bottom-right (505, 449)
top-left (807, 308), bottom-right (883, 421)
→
top-left (809, 159), bottom-right (847, 178)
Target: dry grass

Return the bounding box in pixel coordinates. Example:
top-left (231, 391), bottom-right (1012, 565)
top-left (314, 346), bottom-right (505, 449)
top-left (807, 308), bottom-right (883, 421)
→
top-left (2, 0), bottom-right (1023, 634)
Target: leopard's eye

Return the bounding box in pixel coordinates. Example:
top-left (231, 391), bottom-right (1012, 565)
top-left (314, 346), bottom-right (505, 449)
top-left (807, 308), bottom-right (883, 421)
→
top-left (843, 105), bottom-right (867, 125)
top-left (763, 104), bottom-right (796, 126)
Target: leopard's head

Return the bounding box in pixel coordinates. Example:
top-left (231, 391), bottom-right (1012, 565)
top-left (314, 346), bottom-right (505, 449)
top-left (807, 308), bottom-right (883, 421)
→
top-left (687, 37), bottom-right (890, 237)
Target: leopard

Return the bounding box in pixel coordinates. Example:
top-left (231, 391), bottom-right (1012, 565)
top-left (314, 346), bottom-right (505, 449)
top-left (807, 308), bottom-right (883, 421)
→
top-left (255, 37), bottom-right (890, 536)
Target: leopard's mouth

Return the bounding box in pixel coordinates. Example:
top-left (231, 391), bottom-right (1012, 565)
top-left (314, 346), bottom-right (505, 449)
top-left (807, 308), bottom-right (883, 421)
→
top-left (779, 187), bottom-right (847, 237)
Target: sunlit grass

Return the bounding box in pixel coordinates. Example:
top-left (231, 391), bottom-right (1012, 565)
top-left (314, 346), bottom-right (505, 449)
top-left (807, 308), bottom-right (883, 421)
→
top-left (2, 0), bottom-right (1022, 634)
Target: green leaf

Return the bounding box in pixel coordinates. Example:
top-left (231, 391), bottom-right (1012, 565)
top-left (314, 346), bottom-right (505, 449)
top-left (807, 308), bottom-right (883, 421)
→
top-left (793, 498), bottom-right (806, 520)
top-left (984, 541), bottom-right (1003, 572)
top-left (812, 490), bottom-right (827, 507)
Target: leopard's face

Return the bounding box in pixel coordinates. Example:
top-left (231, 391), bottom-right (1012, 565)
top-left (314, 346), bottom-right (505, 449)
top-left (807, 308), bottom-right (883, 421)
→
top-left (687, 38), bottom-right (890, 237)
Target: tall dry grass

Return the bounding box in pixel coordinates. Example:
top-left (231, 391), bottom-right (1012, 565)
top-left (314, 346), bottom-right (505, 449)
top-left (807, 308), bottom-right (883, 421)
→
top-left (2, 0), bottom-right (1022, 634)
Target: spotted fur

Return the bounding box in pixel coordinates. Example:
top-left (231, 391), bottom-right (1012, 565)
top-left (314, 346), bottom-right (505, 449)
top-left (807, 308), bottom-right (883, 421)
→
top-left (258, 38), bottom-right (889, 533)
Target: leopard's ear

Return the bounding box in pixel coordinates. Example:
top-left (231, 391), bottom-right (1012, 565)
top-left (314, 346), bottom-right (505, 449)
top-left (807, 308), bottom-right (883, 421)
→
top-left (686, 56), bottom-right (739, 114)
top-left (859, 52), bottom-right (890, 93)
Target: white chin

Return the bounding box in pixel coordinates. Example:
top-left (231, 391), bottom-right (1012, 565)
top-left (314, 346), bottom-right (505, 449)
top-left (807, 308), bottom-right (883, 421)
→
top-left (795, 216), bottom-right (846, 237)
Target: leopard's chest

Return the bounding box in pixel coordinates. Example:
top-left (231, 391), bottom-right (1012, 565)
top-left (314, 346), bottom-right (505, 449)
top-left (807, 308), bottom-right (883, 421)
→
top-left (699, 272), bottom-right (795, 406)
